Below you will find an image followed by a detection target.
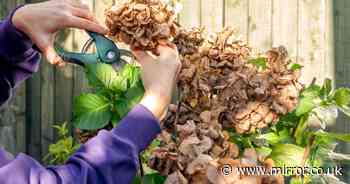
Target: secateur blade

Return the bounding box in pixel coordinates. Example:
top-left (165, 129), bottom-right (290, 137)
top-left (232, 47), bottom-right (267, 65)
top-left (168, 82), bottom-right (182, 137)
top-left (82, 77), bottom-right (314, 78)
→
top-left (54, 43), bottom-right (99, 66)
top-left (55, 31), bottom-right (133, 71)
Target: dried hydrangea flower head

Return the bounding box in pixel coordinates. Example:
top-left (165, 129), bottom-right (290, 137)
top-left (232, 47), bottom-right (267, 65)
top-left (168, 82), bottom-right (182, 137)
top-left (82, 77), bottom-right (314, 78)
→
top-left (105, 0), bottom-right (178, 53)
top-left (173, 27), bottom-right (302, 134)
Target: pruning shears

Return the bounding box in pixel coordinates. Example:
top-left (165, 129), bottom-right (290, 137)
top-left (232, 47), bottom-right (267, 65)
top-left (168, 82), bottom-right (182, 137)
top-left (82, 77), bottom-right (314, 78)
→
top-left (55, 31), bottom-right (133, 71)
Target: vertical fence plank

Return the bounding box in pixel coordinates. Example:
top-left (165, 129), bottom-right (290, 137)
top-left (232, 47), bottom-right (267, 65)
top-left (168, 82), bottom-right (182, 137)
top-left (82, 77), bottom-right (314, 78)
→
top-left (15, 85), bottom-right (26, 154)
top-left (334, 0), bottom-right (350, 147)
top-left (272, 0), bottom-right (298, 60)
top-left (324, 0), bottom-right (335, 82)
top-left (27, 71), bottom-right (42, 160)
top-left (40, 61), bottom-right (54, 158)
top-left (248, 0), bottom-right (272, 52)
top-left (298, 0), bottom-right (326, 84)
top-left (224, 0), bottom-right (248, 41)
top-left (334, 1), bottom-right (350, 181)
top-left (54, 30), bottom-right (74, 137)
top-left (179, 0), bottom-right (201, 28)
top-left (201, 0), bottom-right (224, 33)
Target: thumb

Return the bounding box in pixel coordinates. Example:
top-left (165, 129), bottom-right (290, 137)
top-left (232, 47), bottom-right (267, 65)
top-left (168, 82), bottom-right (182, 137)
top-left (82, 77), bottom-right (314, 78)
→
top-left (43, 46), bottom-right (65, 67)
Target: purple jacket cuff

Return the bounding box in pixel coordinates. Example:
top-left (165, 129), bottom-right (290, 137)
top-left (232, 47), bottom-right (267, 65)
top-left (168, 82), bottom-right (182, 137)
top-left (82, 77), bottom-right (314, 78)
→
top-left (0, 5), bottom-right (36, 62)
top-left (112, 104), bottom-right (161, 153)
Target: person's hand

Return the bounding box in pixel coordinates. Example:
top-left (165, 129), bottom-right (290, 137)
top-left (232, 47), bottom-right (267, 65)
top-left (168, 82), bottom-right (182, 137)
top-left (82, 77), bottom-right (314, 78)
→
top-left (12, 0), bottom-right (107, 66)
top-left (133, 45), bottom-right (181, 121)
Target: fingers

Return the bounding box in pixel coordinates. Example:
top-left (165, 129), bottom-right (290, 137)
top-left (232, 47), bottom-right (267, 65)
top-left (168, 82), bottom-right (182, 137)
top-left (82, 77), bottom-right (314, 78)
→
top-left (43, 46), bottom-right (65, 67)
top-left (64, 0), bottom-right (107, 33)
top-left (67, 16), bottom-right (108, 34)
top-left (66, 0), bottom-right (90, 10)
top-left (71, 6), bottom-right (94, 21)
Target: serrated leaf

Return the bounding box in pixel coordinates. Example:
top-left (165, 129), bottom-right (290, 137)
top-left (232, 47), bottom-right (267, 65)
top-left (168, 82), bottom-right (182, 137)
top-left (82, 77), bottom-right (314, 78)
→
top-left (269, 144), bottom-right (305, 168)
top-left (248, 57), bottom-right (268, 70)
top-left (53, 122), bottom-right (69, 137)
top-left (73, 93), bottom-right (112, 130)
top-left (301, 84), bottom-right (321, 98)
top-left (256, 129), bottom-right (292, 145)
top-left (295, 96), bottom-right (316, 116)
top-left (333, 88), bottom-right (350, 107)
top-left (86, 63), bottom-right (128, 92)
top-left (122, 64), bottom-right (141, 87)
top-left (290, 63), bottom-right (303, 71)
top-left (85, 63), bottom-right (121, 91)
top-left (256, 133), bottom-right (280, 145)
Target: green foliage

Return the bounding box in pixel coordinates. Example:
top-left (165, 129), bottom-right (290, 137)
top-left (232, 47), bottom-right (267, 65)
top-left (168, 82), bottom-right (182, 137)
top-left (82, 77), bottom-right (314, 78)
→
top-left (69, 60), bottom-right (350, 183)
top-left (73, 63), bottom-right (144, 130)
top-left (74, 93), bottom-right (112, 130)
top-left (226, 79), bottom-right (350, 184)
top-left (248, 57), bottom-right (268, 70)
top-left (289, 63), bottom-right (303, 71)
top-left (132, 173), bottom-right (166, 184)
top-left (44, 122), bottom-right (80, 165)
top-left (269, 144), bottom-right (306, 168)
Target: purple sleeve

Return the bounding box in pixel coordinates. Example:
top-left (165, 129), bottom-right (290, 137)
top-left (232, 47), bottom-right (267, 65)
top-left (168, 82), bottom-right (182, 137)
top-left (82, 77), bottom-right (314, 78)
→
top-left (0, 6), bottom-right (41, 106)
top-left (0, 104), bottom-right (161, 183)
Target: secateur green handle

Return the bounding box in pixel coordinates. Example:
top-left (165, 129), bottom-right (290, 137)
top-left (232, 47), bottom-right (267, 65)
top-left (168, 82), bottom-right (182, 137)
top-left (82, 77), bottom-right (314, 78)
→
top-left (55, 31), bottom-right (121, 66)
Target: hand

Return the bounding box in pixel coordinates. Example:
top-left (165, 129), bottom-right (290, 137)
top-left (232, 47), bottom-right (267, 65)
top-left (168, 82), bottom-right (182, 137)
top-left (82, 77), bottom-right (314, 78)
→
top-left (12, 0), bottom-right (107, 66)
top-left (133, 45), bottom-right (181, 121)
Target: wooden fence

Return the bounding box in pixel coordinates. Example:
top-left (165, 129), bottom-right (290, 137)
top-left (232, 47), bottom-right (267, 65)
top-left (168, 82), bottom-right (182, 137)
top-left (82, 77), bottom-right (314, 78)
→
top-left (0, 0), bottom-right (349, 164)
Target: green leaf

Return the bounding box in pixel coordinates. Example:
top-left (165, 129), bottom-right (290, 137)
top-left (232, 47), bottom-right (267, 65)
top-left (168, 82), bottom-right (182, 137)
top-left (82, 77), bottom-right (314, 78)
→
top-left (53, 122), bottom-right (69, 137)
top-left (301, 84), bottom-right (321, 98)
top-left (277, 111), bottom-right (299, 130)
top-left (256, 147), bottom-right (272, 158)
top-left (126, 80), bottom-right (145, 107)
top-left (256, 129), bottom-right (292, 145)
top-left (314, 130), bottom-right (350, 143)
top-left (256, 133), bottom-right (281, 145)
top-left (44, 125), bottom-right (80, 165)
top-left (115, 99), bottom-right (130, 118)
top-left (269, 144), bottom-right (306, 169)
top-left (295, 96), bottom-right (316, 116)
top-left (111, 112), bottom-right (121, 127)
top-left (320, 78), bottom-right (332, 98)
top-left (333, 88), bottom-right (350, 107)
top-left (290, 63), bottom-right (303, 71)
top-left (121, 64), bottom-right (141, 88)
top-left (248, 57), bottom-right (268, 70)
top-left (73, 93), bottom-right (112, 130)
top-left (289, 177), bottom-right (304, 184)
top-left (295, 115), bottom-right (309, 145)
top-left (132, 174), bottom-right (166, 184)
top-left (86, 63), bottom-right (127, 92)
